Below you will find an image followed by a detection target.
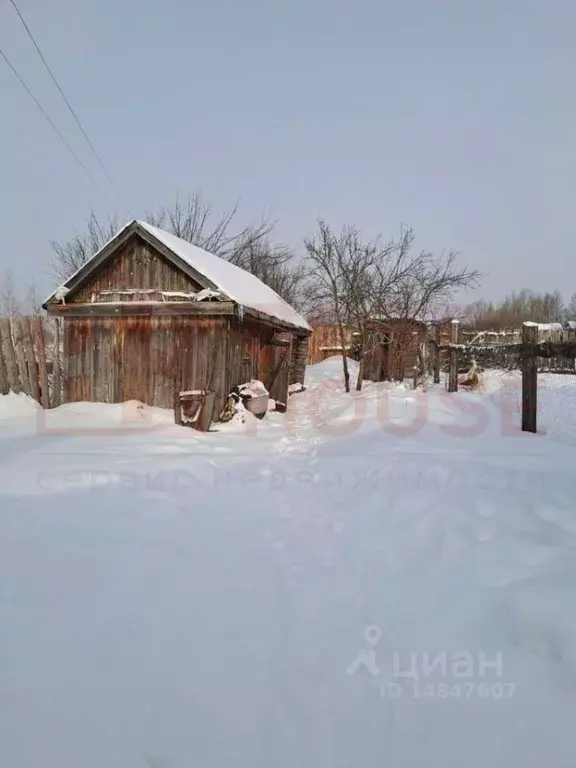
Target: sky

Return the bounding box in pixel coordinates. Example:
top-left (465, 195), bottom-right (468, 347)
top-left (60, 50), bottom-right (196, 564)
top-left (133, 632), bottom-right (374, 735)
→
top-left (0, 0), bottom-right (575, 305)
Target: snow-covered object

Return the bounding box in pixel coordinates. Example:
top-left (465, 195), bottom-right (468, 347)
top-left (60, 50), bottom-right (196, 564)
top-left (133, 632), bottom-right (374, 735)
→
top-left (537, 322), bottom-right (563, 332)
top-left (54, 285), bottom-right (69, 302)
top-left (288, 382), bottom-right (306, 395)
top-left (193, 288), bottom-right (222, 302)
top-left (44, 220), bottom-right (310, 331)
top-left (236, 379), bottom-right (269, 418)
top-left (237, 379), bottom-right (269, 399)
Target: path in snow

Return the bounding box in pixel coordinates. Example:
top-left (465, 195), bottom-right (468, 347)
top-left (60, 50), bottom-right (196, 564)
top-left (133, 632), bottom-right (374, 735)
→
top-left (1, 360), bottom-right (576, 767)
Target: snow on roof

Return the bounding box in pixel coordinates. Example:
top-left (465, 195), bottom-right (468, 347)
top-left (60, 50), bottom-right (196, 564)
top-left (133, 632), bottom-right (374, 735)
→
top-left (138, 222), bottom-right (310, 330)
top-left (537, 322), bottom-right (563, 331)
top-left (45, 220), bottom-right (310, 332)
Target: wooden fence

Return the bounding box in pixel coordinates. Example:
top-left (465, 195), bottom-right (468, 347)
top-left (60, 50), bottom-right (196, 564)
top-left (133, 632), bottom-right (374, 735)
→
top-left (440, 322), bottom-right (576, 435)
top-left (0, 316), bottom-right (61, 408)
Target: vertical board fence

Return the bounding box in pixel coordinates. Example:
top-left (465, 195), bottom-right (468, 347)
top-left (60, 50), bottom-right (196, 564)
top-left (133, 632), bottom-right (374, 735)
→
top-left (0, 316), bottom-right (61, 408)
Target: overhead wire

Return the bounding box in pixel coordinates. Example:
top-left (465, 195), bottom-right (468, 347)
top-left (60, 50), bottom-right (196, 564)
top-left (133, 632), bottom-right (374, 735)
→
top-left (5, 0), bottom-right (132, 216)
top-left (0, 44), bottom-right (113, 207)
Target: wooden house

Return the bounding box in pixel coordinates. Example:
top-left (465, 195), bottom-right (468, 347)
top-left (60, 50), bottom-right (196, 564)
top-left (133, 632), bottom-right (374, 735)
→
top-left (43, 220), bottom-right (311, 418)
top-left (363, 317), bottom-right (454, 382)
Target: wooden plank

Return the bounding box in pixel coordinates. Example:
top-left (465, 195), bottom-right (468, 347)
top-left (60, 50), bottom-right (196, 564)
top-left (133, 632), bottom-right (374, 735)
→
top-left (522, 323), bottom-right (538, 434)
top-left (12, 318), bottom-right (31, 396)
top-left (0, 337), bottom-right (8, 395)
top-left (53, 318), bottom-right (62, 407)
top-left (434, 325), bottom-right (441, 384)
top-left (23, 316), bottom-right (41, 403)
top-left (32, 316), bottom-right (51, 408)
top-left (0, 318), bottom-right (21, 393)
top-left (46, 301), bottom-right (236, 317)
top-left (448, 320), bottom-right (459, 393)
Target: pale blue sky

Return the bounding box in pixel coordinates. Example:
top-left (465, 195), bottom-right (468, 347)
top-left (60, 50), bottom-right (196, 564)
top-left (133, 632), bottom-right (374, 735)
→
top-left (1, 0), bottom-right (575, 302)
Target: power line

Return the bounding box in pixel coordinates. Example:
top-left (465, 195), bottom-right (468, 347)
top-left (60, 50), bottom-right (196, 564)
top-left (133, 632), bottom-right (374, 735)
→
top-left (0, 44), bottom-right (113, 207)
top-left (7, 0), bottom-right (130, 213)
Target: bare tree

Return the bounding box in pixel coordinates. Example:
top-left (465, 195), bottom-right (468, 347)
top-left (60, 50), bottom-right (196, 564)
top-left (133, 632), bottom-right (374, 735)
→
top-left (564, 292), bottom-right (576, 321)
top-left (304, 221), bottom-right (349, 390)
top-left (145, 192), bottom-right (273, 263)
top-left (50, 191), bottom-right (277, 288)
top-left (463, 289), bottom-right (566, 330)
top-left (21, 284), bottom-right (43, 316)
top-left (305, 221), bottom-right (480, 391)
top-left (0, 270), bottom-right (21, 317)
top-left (49, 212), bottom-right (121, 282)
top-left (228, 238), bottom-right (311, 312)
top-left (373, 231), bottom-right (480, 385)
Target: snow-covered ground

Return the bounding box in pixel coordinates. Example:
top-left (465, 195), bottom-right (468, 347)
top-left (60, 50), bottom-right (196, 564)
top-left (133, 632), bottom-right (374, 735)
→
top-left (1, 359), bottom-right (576, 767)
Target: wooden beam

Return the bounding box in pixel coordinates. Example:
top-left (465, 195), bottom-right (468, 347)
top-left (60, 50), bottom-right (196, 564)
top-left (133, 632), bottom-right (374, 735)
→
top-left (434, 325), bottom-right (441, 384)
top-left (239, 305), bottom-right (312, 336)
top-left (448, 320), bottom-right (459, 392)
top-left (0, 337), bottom-right (8, 395)
top-left (45, 301), bottom-right (237, 317)
top-left (522, 322), bottom-right (538, 433)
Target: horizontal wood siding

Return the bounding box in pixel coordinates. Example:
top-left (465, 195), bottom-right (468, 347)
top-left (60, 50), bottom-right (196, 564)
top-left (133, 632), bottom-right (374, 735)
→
top-left (72, 234), bottom-right (203, 302)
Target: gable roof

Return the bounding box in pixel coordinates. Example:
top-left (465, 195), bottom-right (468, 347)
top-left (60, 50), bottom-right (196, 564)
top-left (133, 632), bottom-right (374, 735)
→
top-left (44, 220), bottom-right (311, 332)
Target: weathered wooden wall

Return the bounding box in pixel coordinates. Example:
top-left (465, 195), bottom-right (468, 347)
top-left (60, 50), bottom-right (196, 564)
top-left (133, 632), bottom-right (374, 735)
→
top-left (0, 316), bottom-right (59, 407)
top-left (73, 234), bottom-right (203, 302)
top-left (364, 320), bottom-right (429, 382)
top-left (290, 336), bottom-right (308, 385)
top-left (307, 325), bottom-right (355, 364)
top-left (62, 313), bottom-right (306, 416)
top-left (64, 316), bottom-right (231, 414)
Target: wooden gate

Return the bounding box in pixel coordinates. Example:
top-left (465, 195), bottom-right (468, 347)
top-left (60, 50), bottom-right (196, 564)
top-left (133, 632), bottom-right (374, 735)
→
top-left (266, 334), bottom-right (292, 412)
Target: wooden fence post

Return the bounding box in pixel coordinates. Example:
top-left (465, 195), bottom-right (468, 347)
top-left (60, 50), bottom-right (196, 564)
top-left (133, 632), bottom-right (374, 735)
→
top-left (434, 324), bottom-right (441, 384)
top-left (522, 322), bottom-right (538, 433)
top-left (53, 318), bottom-right (62, 407)
top-left (448, 319), bottom-right (459, 392)
top-left (0, 317), bottom-right (22, 393)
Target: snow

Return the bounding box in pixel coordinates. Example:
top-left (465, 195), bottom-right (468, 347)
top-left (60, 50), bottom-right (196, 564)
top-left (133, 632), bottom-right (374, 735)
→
top-left (1, 360), bottom-right (576, 766)
top-left (45, 221), bottom-right (310, 331)
top-left (138, 222), bottom-right (310, 329)
top-left (0, 391), bottom-right (40, 420)
top-left (238, 379), bottom-right (269, 398)
top-left (537, 322), bottom-right (563, 331)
